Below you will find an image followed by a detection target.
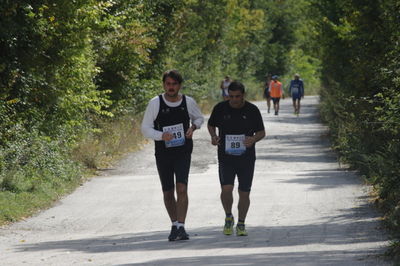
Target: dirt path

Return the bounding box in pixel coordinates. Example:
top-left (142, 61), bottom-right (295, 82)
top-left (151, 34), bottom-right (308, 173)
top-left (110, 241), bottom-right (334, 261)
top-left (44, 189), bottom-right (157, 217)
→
top-left (0, 96), bottom-right (391, 265)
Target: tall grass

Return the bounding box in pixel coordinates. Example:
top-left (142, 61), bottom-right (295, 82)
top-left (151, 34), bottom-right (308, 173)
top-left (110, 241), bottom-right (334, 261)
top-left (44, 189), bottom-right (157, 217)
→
top-left (72, 115), bottom-right (145, 170)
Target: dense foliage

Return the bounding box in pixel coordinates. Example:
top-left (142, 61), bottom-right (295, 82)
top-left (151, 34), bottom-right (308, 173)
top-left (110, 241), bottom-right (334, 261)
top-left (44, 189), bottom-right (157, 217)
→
top-left (308, 0), bottom-right (400, 251)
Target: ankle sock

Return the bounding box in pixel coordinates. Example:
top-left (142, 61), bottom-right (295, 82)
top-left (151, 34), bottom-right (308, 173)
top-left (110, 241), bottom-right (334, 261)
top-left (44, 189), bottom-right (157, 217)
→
top-left (177, 222), bottom-right (185, 229)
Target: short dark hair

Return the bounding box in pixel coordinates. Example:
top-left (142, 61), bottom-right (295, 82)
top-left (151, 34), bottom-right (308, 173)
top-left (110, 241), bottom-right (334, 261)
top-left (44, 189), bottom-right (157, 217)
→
top-left (162, 69), bottom-right (183, 84)
top-left (228, 80), bottom-right (245, 94)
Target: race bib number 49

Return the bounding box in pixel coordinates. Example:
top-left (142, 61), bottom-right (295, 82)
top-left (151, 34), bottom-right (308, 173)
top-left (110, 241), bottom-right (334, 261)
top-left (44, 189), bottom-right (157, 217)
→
top-left (163, 123), bottom-right (185, 148)
top-left (225, 134), bottom-right (246, 155)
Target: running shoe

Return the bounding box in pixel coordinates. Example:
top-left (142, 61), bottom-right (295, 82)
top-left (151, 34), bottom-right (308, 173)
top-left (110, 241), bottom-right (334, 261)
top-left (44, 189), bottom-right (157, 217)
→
top-left (168, 225), bottom-right (178, 241)
top-left (236, 223), bottom-right (248, 236)
top-left (223, 216), bottom-right (234, 235)
top-left (176, 227), bottom-right (189, 240)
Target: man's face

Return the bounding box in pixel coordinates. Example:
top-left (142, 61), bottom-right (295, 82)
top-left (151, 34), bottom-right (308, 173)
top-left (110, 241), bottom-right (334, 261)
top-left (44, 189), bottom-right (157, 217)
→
top-left (294, 76), bottom-right (299, 80)
top-left (228, 90), bottom-right (244, 108)
top-left (163, 77), bottom-right (181, 98)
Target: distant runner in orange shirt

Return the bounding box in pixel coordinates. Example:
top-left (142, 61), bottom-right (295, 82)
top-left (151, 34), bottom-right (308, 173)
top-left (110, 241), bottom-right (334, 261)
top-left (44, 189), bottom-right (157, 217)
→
top-left (269, 75), bottom-right (284, 115)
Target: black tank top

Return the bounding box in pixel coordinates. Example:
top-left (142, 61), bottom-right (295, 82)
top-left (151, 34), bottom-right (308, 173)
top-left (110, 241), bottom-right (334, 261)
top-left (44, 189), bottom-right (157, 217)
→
top-left (153, 95), bottom-right (193, 155)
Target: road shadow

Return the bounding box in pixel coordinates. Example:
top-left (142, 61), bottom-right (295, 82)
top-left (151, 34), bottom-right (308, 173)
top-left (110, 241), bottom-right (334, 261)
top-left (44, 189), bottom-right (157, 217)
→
top-left (257, 153), bottom-right (336, 164)
top-left (115, 250), bottom-right (386, 266)
top-left (15, 204), bottom-right (387, 256)
top-left (276, 169), bottom-right (363, 191)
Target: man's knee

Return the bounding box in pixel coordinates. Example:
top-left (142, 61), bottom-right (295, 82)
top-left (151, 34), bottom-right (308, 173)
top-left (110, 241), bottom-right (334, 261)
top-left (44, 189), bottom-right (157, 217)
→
top-left (176, 183), bottom-right (187, 196)
top-left (221, 185), bottom-right (234, 193)
top-left (163, 189), bottom-right (175, 199)
top-left (238, 189), bottom-right (250, 198)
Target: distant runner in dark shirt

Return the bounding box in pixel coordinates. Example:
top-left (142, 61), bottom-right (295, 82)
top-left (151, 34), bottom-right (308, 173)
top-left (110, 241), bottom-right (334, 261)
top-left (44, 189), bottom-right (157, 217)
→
top-left (288, 73), bottom-right (305, 115)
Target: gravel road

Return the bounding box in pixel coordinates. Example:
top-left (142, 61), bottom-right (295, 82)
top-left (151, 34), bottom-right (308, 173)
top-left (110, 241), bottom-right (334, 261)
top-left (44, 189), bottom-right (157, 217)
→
top-left (0, 96), bottom-right (391, 265)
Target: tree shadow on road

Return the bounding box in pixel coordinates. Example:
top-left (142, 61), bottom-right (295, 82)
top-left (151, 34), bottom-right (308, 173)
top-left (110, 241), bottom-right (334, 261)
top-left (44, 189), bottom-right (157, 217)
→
top-left (15, 203), bottom-right (388, 265)
top-left (257, 153), bottom-right (336, 164)
top-left (115, 249), bottom-right (386, 266)
top-left (276, 169), bottom-right (363, 191)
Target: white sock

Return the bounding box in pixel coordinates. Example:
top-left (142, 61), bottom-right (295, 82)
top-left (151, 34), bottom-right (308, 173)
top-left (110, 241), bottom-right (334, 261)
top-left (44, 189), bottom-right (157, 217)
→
top-left (172, 221), bottom-right (178, 227)
top-left (177, 222), bottom-right (185, 229)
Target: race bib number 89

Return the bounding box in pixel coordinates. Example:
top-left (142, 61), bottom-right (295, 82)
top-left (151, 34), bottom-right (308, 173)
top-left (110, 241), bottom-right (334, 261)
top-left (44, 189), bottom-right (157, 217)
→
top-left (225, 134), bottom-right (246, 155)
top-left (163, 123), bottom-right (185, 148)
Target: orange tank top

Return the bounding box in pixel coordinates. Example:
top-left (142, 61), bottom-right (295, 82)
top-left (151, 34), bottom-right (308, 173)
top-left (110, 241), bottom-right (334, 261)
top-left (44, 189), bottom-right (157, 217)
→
top-left (269, 81), bottom-right (282, 98)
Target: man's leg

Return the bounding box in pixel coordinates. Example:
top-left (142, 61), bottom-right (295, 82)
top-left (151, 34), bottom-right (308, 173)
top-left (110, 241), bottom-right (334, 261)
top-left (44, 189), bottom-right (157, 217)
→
top-left (221, 185), bottom-right (234, 214)
top-left (275, 99), bottom-right (280, 115)
top-left (176, 183), bottom-right (188, 223)
top-left (219, 160), bottom-right (236, 235)
top-left (292, 98), bottom-right (297, 113)
top-left (238, 190), bottom-right (250, 222)
top-left (156, 154), bottom-right (179, 241)
top-left (173, 153), bottom-right (191, 240)
top-left (236, 158), bottom-right (255, 236)
top-left (156, 155), bottom-right (176, 221)
top-left (174, 153), bottom-right (190, 224)
top-left (221, 185), bottom-right (235, 235)
top-left (297, 98), bottom-right (301, 114)
top-left (163, 188), bottom-right (180, 241)
top-left (163, 189), bottom-right (177, 222)
top-left (272, 98), bottom-right (277, 115)
top-left (236, 190), bottom-right (250, 236)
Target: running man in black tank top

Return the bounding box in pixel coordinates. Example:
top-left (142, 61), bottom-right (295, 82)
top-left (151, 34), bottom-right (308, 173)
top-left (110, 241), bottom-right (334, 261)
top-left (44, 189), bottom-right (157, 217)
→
top-left (141, 70), bottom-right (204, 241)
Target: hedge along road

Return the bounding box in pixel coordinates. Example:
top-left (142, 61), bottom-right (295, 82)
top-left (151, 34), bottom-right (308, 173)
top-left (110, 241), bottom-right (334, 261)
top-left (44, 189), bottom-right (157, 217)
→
top-left (0, 96), bottom-right (391, 265)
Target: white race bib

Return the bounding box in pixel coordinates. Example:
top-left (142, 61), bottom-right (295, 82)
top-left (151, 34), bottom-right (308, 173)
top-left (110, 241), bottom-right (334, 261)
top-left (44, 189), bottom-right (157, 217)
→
top-left (291, 87), bottom-right (299, 94)
top-left (163, 123), bottom-right (185, 148)
top-left (225, 134), bottom-right (246, 155)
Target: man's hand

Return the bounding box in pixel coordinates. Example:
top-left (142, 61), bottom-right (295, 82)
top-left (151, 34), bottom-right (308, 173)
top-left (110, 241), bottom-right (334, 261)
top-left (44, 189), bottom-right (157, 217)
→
top-left (211, 135), bottom-right (220, 146)
top-left (244, 136), bottom-right (256, 147)
top-left (244, 131), bottom-right (265, 147)
top-left (185, 125), bottom-right (196, 139)
top-left (162, 132), bottom-right (174, 141)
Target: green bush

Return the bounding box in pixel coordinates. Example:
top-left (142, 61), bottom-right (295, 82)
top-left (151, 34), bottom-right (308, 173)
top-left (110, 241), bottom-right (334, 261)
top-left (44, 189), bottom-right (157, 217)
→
top-left (311, 0), bottom-right (400, 255)
top-left (0, 125), bottom-right (81, 193)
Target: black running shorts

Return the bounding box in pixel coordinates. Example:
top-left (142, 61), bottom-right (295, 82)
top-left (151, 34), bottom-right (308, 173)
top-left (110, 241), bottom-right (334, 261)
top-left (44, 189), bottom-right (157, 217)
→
top-left (271, 97), bottom-right (280, 104)
top-left (155, 152), bottom-right (191, 191)
top-left (218, 157), bottom-right (255, 192)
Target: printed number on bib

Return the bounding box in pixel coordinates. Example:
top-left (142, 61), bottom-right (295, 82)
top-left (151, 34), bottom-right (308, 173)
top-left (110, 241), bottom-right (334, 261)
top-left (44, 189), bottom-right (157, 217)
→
top-left (163, 123), bottom-right (185, 148)
top-left (225, 134), bottom-right (245, 155)
top-left (291, 86), bottom-right (299, 94)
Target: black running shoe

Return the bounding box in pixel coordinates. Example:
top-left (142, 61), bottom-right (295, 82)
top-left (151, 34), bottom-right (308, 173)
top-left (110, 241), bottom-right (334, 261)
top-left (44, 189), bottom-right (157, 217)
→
top-left (168, 225), bottom-right (178, 241)
top-left (176, 227), bottom-right (189, 240)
